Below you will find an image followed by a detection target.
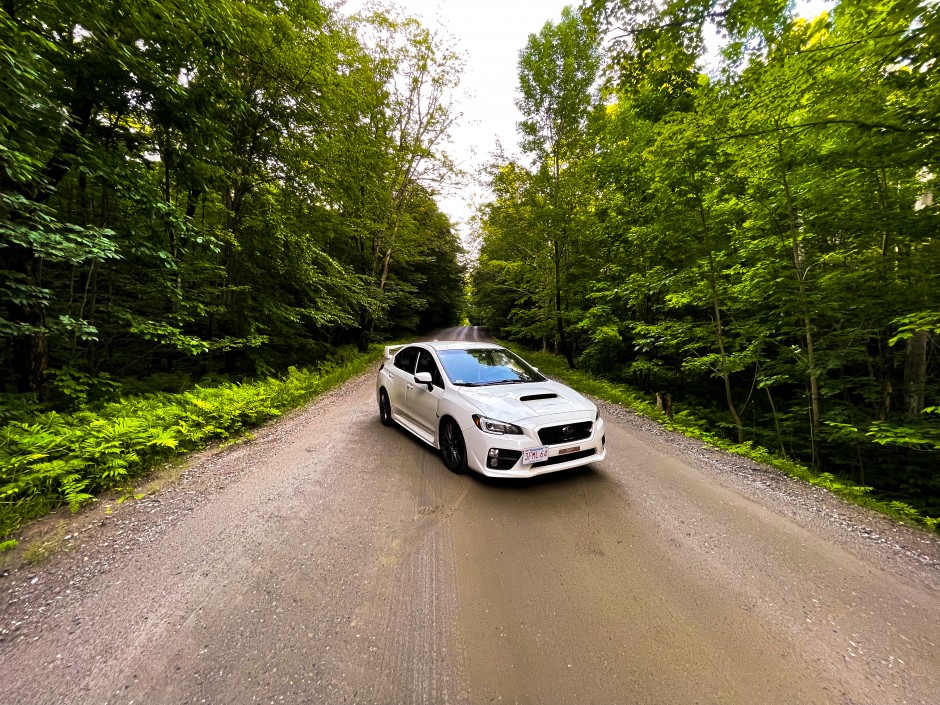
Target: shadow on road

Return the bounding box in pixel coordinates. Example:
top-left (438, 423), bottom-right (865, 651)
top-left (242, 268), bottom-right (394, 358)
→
top-left (381, 414), bottom-right (608, 492)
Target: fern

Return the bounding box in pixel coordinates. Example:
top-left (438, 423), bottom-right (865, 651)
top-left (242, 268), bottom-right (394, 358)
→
top-left (60, 473), bottom-right (93, 511)
top-left (0, 344), bottom-right (385, 539)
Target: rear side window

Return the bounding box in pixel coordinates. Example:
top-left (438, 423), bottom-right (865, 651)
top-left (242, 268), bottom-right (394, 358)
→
top-left (394, 347), bottom-right (419, 373)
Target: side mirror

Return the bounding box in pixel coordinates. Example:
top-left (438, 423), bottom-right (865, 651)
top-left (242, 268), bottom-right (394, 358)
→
top-left (414, 372), bottom-right (434, 390)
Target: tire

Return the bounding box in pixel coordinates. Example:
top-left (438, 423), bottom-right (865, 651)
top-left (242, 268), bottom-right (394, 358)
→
top-left (379, 389), bottom-right (393, 427)
top-left (439, 417), bottom-right (467, 474)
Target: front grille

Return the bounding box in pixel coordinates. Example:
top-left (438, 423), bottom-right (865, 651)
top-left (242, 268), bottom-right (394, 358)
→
top-left (538, 421), bottom-right (593, 446)
top-left (531, 448), bottom-right (596, 468)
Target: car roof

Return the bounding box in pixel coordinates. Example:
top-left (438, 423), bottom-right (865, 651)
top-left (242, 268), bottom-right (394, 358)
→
top-left (420, 340), bottom-right (502, 352)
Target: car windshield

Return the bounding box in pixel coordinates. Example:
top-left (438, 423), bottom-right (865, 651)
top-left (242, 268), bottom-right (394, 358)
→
top-left (437, 348), bottom-right (545, 386)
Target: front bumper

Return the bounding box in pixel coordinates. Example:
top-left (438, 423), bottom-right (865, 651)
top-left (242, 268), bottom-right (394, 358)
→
top-left (464, 417), bottom-right (607, 478)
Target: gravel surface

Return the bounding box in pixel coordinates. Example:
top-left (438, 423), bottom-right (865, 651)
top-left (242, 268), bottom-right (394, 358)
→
top-left (594, 398), bottom-right (940, 593)
top-left (2, 327), bottom-right (939, 705)
top-left (0, 377), bottom-right (369, 651)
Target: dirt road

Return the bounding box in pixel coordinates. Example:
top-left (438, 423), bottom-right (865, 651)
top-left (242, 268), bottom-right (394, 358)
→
top-left (3, 326), bottom-right (939, 704)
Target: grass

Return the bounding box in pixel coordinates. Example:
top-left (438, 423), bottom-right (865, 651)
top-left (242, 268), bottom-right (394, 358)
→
top-left (0, 344), bottom-right (387, 541)
top-left (503, 341), bottom-right (940, 533)
top-left (21, 520), bottom-right (68, 564)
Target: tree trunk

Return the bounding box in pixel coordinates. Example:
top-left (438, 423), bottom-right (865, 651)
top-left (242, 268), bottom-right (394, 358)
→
top-left (553, 238), bottom-right (574, 368)
top-left (765, 386), bottom-right (786, 458)
top-left (656, 392), bottom-right (673, 417)
top-left (699, 201), bottom-right (744, 443)
top-left (12, 323), bottom-right (48, 395)
top-left (781, 162), bottom-right (821, 466)
top-left (356, 310), bottom-right (371, 353)
top-left (548, 144), bottom-right (574, 370)
top-left (223, 184), bottom-right (248, 338)
top-left (713, 287), bottom-right (745, 444)
top-left (902, 330), bottom-right (928, 417)
top-left (4, 244), bottom-right (49, 394)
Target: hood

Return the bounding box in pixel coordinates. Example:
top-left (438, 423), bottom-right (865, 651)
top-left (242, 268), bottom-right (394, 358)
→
top-left (457, 380), bottom-right (595, 423)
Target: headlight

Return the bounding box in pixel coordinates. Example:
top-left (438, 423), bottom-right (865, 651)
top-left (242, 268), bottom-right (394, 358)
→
top-left (472, 414), bottom-right (523, 435)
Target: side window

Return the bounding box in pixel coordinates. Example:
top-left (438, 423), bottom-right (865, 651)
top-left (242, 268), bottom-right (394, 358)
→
top-left (394, 347), bottom-right (419, 373)
top-left (416, 350), bottom-right (444, 389)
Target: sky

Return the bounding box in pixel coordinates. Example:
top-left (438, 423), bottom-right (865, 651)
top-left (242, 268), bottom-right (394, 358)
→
top-left (340, 0), bottom-right (573, 240)
top-left (338, 0), bottom-right (834, 242)
top-left (386, 0), bottom-right (575, 233)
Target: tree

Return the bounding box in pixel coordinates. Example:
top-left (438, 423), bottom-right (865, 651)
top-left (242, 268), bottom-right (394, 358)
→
top-left (0, 0), bottom-right (467, 396)
top-left (478, 0), bottom-right (940, 512)
top-left (516, 5), bottom-right (600, 367)
top-left (352, 6), bottom-right (464, 346)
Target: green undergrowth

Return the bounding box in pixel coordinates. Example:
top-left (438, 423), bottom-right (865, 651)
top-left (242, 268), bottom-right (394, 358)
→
top-left (0, 345), bottom-right (385, 541)
top-left (503, 342), bottom-right (940, 533)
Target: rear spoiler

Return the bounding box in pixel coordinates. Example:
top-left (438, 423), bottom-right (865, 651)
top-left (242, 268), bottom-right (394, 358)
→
top-left (384, 344), bottom-right (406, 361)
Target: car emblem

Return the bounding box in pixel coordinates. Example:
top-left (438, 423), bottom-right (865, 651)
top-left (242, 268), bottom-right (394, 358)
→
top-left (562, 426), bottom-right (573, 435)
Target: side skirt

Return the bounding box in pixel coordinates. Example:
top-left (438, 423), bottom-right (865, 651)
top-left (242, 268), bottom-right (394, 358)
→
top-left (391, 410), bottom-right (437, 447)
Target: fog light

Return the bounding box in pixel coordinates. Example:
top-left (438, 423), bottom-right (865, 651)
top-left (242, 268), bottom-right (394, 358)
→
top-left (485, 448), bottom-right (523, 470)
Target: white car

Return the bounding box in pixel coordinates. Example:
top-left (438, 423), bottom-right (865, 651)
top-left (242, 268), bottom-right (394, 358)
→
top-left (376, 341), bottom-right (606, 477)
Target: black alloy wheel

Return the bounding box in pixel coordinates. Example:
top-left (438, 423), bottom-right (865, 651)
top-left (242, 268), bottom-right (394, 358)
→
top-left (379, 389), bottom-right (393, 426)
top-left (439, 418), bottom-right (467, 474)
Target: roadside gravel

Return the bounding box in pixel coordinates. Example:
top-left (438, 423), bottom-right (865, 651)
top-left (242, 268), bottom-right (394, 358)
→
top-left (0, 374), bottom-right (372, 653)
top-left (595, 397), bottom-right (940, 593)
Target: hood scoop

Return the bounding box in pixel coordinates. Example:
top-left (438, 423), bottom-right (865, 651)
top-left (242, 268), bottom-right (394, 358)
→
top-left (520, 393), bottom-right (558, 402)
top-left (457, 382), bottom-right (589, 422)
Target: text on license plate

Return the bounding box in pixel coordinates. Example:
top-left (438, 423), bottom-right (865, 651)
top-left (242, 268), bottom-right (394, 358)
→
top-left (523, 446), bottom-right (549, 464)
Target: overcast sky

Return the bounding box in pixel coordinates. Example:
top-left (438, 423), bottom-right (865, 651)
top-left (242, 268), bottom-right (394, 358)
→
top-left (389, 0), bottom-right (574, 233)
top-left (339, 0), bottom-right (572, 238)
top-left (339, 1), bottom-right (833, 241)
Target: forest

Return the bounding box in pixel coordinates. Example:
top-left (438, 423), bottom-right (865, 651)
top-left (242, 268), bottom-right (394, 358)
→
top-left (0, 0), bottom-right (465, 398)
top-left (2, 0), bottom-right (939, 533)
top-left (471, 0), bottom-right (940, 517)
top-left (0, 0), bottom-right (465, 533)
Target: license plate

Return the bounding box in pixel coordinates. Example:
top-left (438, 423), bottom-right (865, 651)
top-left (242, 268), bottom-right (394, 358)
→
top-left (559, 445), bottom-right (581, 456)
top-left (523, 446), bottom-right (549, 464)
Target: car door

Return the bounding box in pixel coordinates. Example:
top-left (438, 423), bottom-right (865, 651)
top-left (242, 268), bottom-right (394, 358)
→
top-left (408, 349), bottom-right (445, 435)
top-left (388, 346), bottom-right (420, 419)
